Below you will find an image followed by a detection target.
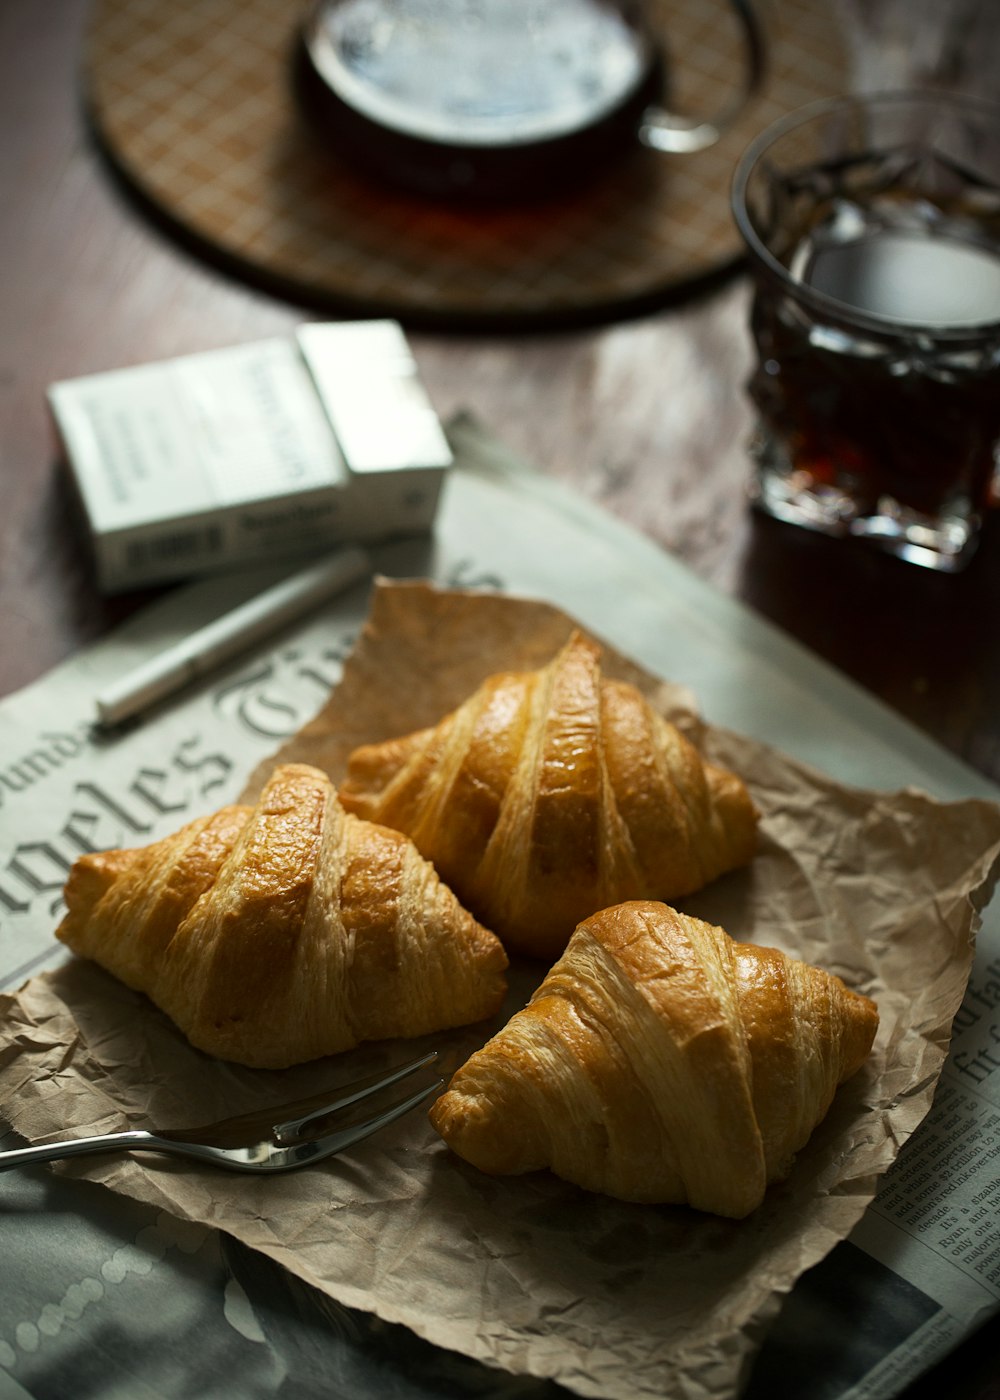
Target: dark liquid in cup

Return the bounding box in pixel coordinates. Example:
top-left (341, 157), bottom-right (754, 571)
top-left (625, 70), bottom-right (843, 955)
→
top-left (297, 0), bottom-right (662, 201)
top-left (749, 167), bottom-right (1000, 525)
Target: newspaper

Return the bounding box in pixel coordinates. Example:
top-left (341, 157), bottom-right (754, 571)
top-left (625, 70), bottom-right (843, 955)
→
top-left (0, 414), bottom-right (997, 1400)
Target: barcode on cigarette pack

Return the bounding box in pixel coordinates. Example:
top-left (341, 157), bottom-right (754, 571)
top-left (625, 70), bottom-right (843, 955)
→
top-left (124, 526), bottom-right (224, 570)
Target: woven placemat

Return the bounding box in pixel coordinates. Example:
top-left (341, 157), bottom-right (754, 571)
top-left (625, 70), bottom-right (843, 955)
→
top-left (85, 0), bottom-right (849, 328)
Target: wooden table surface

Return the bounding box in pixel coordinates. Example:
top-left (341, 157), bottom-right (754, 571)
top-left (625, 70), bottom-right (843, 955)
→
top-left (2, 3), bottom-right (998, 1398)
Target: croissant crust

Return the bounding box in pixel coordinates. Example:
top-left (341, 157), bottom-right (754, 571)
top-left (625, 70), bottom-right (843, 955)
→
top-left (429, 901), bottom-right (878, 1218)
top-left (340, 631), bottom-right (758, 958)
top-left (56, 763), bottom-right (508, 1068)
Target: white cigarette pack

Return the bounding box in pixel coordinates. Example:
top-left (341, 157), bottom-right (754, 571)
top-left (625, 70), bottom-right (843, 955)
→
top-left (48, 321), bottom-right (453, 593)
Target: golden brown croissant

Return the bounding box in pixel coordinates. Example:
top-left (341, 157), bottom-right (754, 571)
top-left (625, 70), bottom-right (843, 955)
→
top-left (339, 631), bottom-right (757, 959)
top-left (429, 901), bottom-right (878, 1218)
top-left (56, 763), bottom-right (508, 1068)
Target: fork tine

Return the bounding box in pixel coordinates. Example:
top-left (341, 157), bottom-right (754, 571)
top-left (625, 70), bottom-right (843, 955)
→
top-left (285, 1077), bottom-right (446, 1163)
top-left (272, 1049), bottom-right (441, 1144)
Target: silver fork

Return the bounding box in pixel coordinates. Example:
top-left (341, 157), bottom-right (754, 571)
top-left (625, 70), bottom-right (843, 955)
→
top-left (0, 1050), bottom-right (443, 1174)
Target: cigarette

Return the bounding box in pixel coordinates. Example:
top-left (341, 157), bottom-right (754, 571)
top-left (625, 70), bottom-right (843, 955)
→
top-left (94, 545), bottom-right (372, 729)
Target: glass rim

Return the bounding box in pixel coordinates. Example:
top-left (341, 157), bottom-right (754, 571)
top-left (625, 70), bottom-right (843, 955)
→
top-left (730, 88), bottom-right (1000, 342)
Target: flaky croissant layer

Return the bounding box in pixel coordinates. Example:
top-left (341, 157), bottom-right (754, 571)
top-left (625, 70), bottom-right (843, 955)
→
top-left (429, 901), bottom-right (879, 1218)
top-left (340, 631), bottom-right (758, 959)
top-left (57, 764), bottom-right (508, 1068)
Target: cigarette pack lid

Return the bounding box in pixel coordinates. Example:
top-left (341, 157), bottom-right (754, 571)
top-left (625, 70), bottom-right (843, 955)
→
top-left (298, 320), bottom-right (453, 474)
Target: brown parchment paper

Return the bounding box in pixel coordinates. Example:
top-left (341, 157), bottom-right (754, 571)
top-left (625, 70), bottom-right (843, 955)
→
top-left (3, 580), bottom-right (1000, 1400)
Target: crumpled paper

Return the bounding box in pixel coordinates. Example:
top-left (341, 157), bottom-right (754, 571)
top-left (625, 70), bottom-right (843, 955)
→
top-left (2, 580), bottom-right (1000, 1400)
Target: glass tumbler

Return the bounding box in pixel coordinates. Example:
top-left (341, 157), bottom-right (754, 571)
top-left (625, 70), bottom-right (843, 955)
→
top-left (732, 92), bottom-right (1000, 572)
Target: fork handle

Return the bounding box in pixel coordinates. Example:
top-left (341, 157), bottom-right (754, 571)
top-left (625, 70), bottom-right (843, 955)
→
top-left (0, 1129), bottom-right (160, 1170)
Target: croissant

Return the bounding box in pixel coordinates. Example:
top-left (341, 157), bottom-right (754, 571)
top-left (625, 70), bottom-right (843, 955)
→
top-left (339, 631), bottom-right (757, 959)
top-left (56, 763), bottom-right (508, 1068)
top-left (429, 901), bottom-right (878, 1218)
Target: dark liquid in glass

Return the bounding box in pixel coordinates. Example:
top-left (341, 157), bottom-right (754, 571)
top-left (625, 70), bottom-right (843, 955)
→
top-left (749, 172), bottom-right (1000, 523)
